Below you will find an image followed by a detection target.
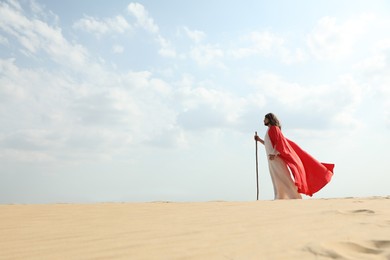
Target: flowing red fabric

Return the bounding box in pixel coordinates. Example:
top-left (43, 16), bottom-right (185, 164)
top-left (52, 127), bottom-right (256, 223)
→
top-left (267, 126), bottom-right (334, 196)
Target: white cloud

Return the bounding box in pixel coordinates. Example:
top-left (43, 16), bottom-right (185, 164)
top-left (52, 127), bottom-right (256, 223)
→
top-left (112, 44), bottom-right (124, 54)
top-left (0, 56), bottom-right (182, 162)
top-left (156, 35), bottom-right (176, 58)
top-left (0, 34), bottom-right (9, 45)
top-left (278, 47), bottom-right (308, 64)
top-left (29, 0), bottom-right (59, 24)
top-left (127, 2), bottom-right (158, 33)
top-left (228, 31), bottom-right (307, 64)
top-left (0, 1), bottom-right (89, 68)
top-left (246, 31), bottom-right (284, 54)
top-left (76, 3), bottom-right (176, 61)
top-left (176, 92), bottom-right (241, 130)
top-left (230, 31), bottom-right (284, 58)
top-left (0, 58), bottom-right (27, 101)
top-left (353, 38), bottom-right (390, 127)
top-left (4, 0), bottom-right (22, 12)
top-left (250, 71), bottom-right (366, 130)
top-left (354, 39), bottom-right (390, 72)
top-left (330, 74), bottom-right (365, 129)
top-left (0, 1), bottom-right (185, 163)
top-left (190, 44), bottom-right (225, 68)
top-left (0, 148), bottom-right (55, 163)
top-left (73, 15), bottom-right (131, 36)
top-left (125, 3), bottom-right (177, 59)
top-left (174, 75), bottom-right (264, 132)
top-left (181, 26), bottom-right (206, 43)
top-left (354, 53), bottom-right (386, 72)
top-left (307, 14), bottom-right (375, 61)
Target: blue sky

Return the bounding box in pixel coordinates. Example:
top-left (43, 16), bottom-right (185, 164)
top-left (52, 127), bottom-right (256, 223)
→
top-left (1, 0), bottom-right (389, 203)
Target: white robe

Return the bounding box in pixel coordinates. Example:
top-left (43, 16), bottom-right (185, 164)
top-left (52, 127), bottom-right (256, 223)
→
top-left (264, 130), bottom-right (302, 200)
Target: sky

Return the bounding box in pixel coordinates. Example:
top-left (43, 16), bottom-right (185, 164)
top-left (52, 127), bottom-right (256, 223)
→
top-left (1, 0), bottom-right (389, 203)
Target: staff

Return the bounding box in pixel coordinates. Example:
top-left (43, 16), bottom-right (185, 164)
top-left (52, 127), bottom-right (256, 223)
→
top-left (255, 131), bottom-right (259, 200)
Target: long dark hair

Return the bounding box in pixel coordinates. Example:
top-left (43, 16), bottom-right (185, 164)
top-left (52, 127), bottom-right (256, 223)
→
top-left (265, 113), bottom-right (281, 129)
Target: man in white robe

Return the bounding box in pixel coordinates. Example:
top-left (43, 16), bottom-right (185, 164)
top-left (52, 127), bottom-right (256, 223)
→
top-left (255, 113), bottom-right (334, 199)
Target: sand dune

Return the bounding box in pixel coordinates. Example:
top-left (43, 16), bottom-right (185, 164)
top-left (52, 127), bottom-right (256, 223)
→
top-left (0, 197), bottom-right (389, 259)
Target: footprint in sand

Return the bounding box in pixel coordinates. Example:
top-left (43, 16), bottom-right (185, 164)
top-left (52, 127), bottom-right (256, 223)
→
top-left (350, 209), bottom-right (375, 214)
top-left (334, 241), bottom-right (382, 255)
top-left (304, 240), bottom-right (390, 259)
top-left (371, 240), bottom-right (390, 249)
top-left (303, 243), bottom-right (344, 259)
top-left (326, 209), bottom-right (376, 215)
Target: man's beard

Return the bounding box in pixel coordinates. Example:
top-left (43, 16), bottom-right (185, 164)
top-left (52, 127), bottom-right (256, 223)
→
top-left (264, 122), bottom-right (269, 126)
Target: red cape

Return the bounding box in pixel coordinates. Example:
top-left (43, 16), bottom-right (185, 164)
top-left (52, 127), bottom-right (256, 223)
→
top-left (268, 126), bottom-right (334, 196)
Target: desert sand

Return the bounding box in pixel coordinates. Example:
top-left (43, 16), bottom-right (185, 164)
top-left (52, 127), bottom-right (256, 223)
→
top-left (0, 196), bottom-right (389, 259)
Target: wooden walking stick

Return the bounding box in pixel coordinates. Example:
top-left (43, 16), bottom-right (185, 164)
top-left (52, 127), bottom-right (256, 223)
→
top-left (255, 131), bottom-right (259, 200)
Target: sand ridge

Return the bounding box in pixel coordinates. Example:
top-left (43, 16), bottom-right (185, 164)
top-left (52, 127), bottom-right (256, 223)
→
top-left (0, 197), bottom-right (389, 259)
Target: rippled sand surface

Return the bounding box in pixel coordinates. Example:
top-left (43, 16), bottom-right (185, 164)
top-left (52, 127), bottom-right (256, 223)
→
top-left (0, 197), bottom-right (389, 259)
